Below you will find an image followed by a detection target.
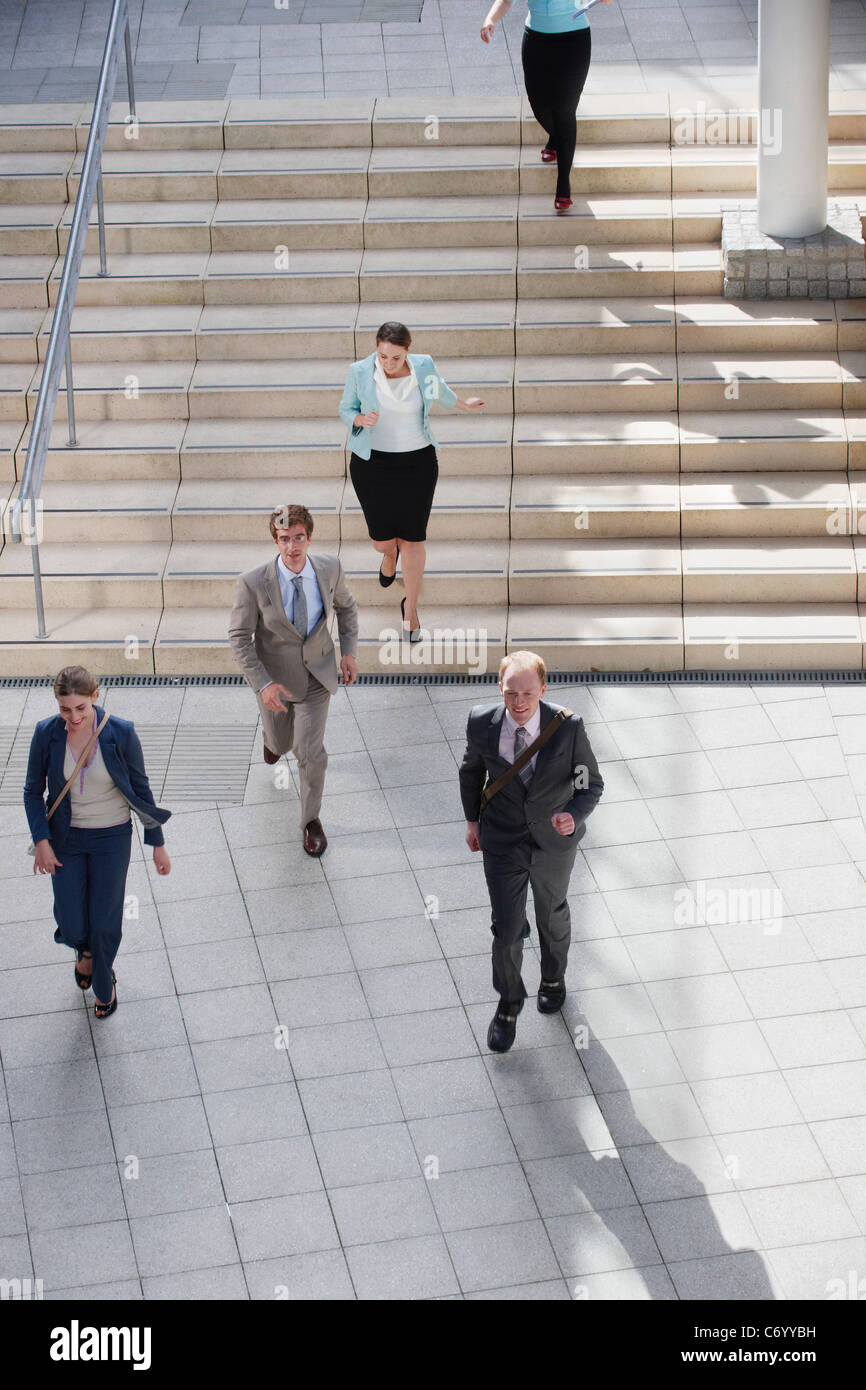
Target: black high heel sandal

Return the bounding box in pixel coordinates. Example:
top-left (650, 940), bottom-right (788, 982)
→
top-left (94, 971), bottom-right (117, 1019)
top-left (378, 542), bottom-right (400, 587)
top-left (401, 595), bottom-right (422, 644)
top-left (74, 951), bottom-right (93, 990)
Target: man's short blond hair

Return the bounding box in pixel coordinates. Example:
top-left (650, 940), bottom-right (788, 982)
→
top-left (499, 650), bottom-right (546, 685)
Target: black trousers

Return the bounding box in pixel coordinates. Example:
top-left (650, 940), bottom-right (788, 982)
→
top-left (521, 25), bottom-right (592, 198)
top-left (482, 833), bottom-right (577, 1005)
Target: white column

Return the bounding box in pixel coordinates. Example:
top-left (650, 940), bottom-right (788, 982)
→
top-left (757, 0), bottom-right (830, 238)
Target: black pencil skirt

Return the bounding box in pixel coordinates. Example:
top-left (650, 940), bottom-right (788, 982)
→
top-left (349, 443), bottom-right (439, 542)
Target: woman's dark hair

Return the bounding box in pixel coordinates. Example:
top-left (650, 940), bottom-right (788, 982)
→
top-left (53, 666), bottom-right (98, 699)
top-left (375, 321), bottom-right (412, 349)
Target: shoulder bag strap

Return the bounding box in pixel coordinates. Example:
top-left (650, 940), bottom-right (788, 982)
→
top-left (45, 711), bottom-right (110, 822)
top-left (479, 708), bottom-right (573, 817)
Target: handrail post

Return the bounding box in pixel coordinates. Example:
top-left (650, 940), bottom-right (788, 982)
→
top-left (64, 332), bottom-right (78, 447)
top-left (31, 534), bottom-right (48, 641)
top-left (124, 20), bottom-right (136, 117)
top-left (96, 168), bottom-right (108, 276)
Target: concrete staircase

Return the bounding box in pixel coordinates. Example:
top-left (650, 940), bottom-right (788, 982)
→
top-left (2, 93), bottom-right (866, 674)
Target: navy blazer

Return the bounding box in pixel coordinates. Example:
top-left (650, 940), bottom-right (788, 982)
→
top-left (458, 700), bottom-right (604, 856)
top-left (24, 706), bottom-right (171, 850)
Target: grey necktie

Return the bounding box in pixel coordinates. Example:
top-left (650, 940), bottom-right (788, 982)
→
top-left (291, 574), bottom-right (308, 637)
top-left (513, 725), bottom-right (533, 784)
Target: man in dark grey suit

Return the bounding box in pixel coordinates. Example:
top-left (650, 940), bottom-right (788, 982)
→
top-left (459, 650), bottom-right (604, 1052)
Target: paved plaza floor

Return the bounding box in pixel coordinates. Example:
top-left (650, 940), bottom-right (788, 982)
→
top-left (3, 0), bottom-right (866, 106)
top-left (1, 677), bottom-right (865, 1299)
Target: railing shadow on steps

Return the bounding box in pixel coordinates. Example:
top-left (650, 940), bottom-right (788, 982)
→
top-left (9, 0), bottom-right (136, 640)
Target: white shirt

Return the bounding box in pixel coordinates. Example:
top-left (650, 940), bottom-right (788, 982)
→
top-left (276, 554), bottom-right (324, 635)
top-left (368, 360), bottom-right (429, 453)
top-left (499, 707), bottom-right (542, 776)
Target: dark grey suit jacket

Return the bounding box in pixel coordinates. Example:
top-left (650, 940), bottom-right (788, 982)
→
top-left (459, 700), bottom-right (604, 856)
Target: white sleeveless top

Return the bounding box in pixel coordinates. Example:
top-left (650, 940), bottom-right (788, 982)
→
top-left (368, 360), bottom-right (429, 453)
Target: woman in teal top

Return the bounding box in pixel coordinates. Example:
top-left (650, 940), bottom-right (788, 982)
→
top-left (482, 0), bottom-right (615, 211)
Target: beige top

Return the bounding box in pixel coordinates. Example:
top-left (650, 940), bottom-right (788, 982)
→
top-left (63, 739), bottom-right (131, 829)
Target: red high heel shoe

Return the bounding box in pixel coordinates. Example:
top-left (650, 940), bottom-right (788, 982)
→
top-left (554, 196), bottom-right (573, 213)
top-left (541, 145), bottom-right (557, 162)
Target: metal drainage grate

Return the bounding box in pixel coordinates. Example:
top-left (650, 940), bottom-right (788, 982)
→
top-left (1, 670), bottom-right (866, 689)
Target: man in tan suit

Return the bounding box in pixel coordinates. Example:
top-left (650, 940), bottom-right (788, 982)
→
top-left (229, 504), bottom-right (359, 856)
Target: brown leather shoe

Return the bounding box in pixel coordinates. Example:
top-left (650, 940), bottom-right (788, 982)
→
top-left (303, 818), bottom-right (327, 856)
top-left (263, 741), bottom-right (280, 765)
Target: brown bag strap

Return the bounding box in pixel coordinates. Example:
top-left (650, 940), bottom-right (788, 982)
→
top-left (46, 711), bottom-right (110, 822)
top-left (479, 708), bottom-right (572, 816)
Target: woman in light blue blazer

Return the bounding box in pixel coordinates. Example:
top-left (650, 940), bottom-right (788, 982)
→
top-left (339, 322), bottom-right (484, 641)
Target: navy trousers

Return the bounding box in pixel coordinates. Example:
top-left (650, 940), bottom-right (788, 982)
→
top-left (51, 822), bottom-right (132, 1004)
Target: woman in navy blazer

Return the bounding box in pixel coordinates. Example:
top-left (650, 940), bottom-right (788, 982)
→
top-left (339, 321), bottom-right (484, 641)
top-left (24, 665), bottom-right (171, 1018)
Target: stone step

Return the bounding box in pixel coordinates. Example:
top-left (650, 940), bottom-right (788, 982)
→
top-left (0, 607), bottom-right (160, 676)
top-left (16, 418), bottom-right (185, 481)
top-left (27, 361), bottom-right (193, 422)
top-left (69, 149), bottom-right (223, 203)
top-left (358, 247), bottom-right (517, 302)
top-left (681, 603), bottom-right (864, 670)
top-left (0, 308), bottom-right (44, 363)
top-left (0, 421), bottom-right (24, 482)
top-left (0, 152), bottom-right (72, 204)
top-left (0, 541), bottom-right (169, 606)
top-left (514, 354), bottom-right (677, 413)
top-left (510, 474), bottom-right (680, 537)
top-left (44, 304), bottom-right (201, 362)
top-left (516, 297), bottom-right (675, 354)
top-left (84, 100), bottom-right (229, 153)
top-left (677, 353), bottom-right (847, 411)
top-left (507, 603), bottom-right (684, 671)
top-left (0, 256), bottom-right (54, 309)
top-left (836, 300), bottom-right (866, 351)
top-left (516, 244), bottom-right (722, 298)
top-left (59, 201), bottom-right (217, 256)
top-left (682, 537), bottom-right (857, 602)
top-left (680, 473), bottom-right (854, 536)
top-left (18, 479), bottom-right (177, 543)
top-left (509, 538), bottom-right (682, 604)
top-left (49, 253), bottom-right (207, 307)
top-left (171, 478), bottom-right (345, 541)
top-left (219, 148), bottom-right (371, 201)
top-left (211, 198), bottom-right (366, 253)
top-left (0, 203), bottom-right (62, 256)
top-left (673, 298), bottom-right (839, 352)
top-left (0, 363), bottom-right (36, 422)
top-left (679, 410), bottom-right (850, 470)
top-left (512, 412), bottom-right (679, 473)
top-left (0, 104), bottom-right (82, 154)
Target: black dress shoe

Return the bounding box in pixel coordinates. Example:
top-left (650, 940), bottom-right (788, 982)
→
top-left (263, 741), bottom-right (280, 765)
top-left (537, 979), bottom-right (566, 1013)
top-left (487, 998), bottom-right (524, 1053)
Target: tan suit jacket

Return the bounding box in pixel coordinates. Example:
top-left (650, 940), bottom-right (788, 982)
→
top-left (228, 552), bottom-right (359, 701)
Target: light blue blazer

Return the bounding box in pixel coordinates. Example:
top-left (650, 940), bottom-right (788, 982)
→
top-left (339, 352), bottom-right (458, 460)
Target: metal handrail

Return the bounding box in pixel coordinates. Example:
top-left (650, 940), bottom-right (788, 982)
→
top-left (10, 0), bottom-right (136, 639)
